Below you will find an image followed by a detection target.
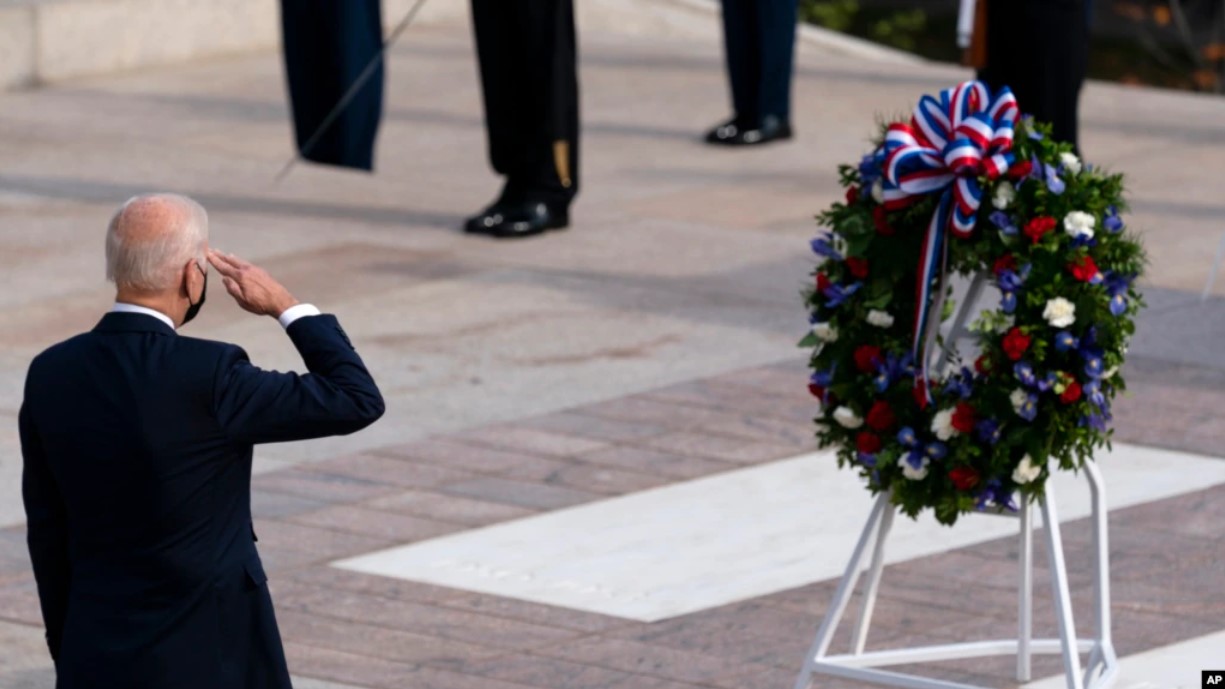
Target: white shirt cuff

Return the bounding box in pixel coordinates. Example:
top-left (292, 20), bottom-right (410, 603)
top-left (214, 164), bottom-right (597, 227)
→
top-left (277, 303), bottom-right (321, 329)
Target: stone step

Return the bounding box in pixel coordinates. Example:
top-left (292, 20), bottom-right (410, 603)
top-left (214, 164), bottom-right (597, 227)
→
top-left (0, 0), bottom-right (917, 92)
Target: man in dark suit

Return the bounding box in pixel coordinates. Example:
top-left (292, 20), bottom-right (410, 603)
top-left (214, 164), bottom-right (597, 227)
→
top-left (20, 193), bottom-right (384, 689)
top-left (706, 0), bottom-right (799, 146)
top-left (464, 0), bottom-right (580, 239)
top-left (977, 0), bottom-right (1089, 150)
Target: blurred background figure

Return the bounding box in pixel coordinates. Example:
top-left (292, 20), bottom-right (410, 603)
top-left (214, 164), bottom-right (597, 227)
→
top-left (280, 0), bottom-right (384, 170)
top-left (465, 0), bottom-right (580, 239)
top-left (976, 0), bottom-right (1090, 151)
top-left (706, 0), bottom-right (800, 146)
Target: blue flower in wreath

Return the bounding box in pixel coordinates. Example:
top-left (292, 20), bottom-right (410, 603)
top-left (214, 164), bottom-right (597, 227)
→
top-left (873, 352), bottom-right (912, 393)
top-left (989, 211), bottom-right (1019, 236)
top-left (1082, 351), bottom-right (1105, 379)
top-left (897, 426), bottom-right (946, 466)
top-left (810, 233), bottom-right (844, 261)
top-left (924, 441), bottom-right (948, 460)
top-left (1071, 233), bottom-right (1097, 250)
top-left (858, 453), bottom-right (878, 468)
top-left (1014, 361), bottom-right (1037, 387)
top-left (1000, 291), bottom-right (1017, 314)
top-left (1104, 206), bottom-right (1125, 233)
top-left (997, 264), bottom-right (1030, 315)
top-left (1044, 164), bottom-right (1066, 195)
top-left (1104, 272), bottom-right (1132, 317)
top-left (976, 478), bottom-right (1019, 512)
top-left (898, 426), bottom-right (919, 446)
top-left (811, 365), bottom-right (836, 389)
top-left (1083, 379), bottom-right (1108, 408)
top-left (975, 418), bottom-right (1003, 445)
top-left (858, 150), bottom-right (885, 186)
top-left (823, 282), bottom-right (862, 308)
top-left (1054, 330), bottom-right (1079, 352)
top-left (1079, 409), bottom-right (1112, 432)
top-left (1017, 392), bottom-right (1039, 421)
top-left (943, 367), bottom-right (974, 399)
top-left (1036, 371), bottom-right (1058, 393)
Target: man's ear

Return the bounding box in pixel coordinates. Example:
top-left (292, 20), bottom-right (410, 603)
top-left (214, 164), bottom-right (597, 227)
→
top-left (182, 259), bottom-right (199, 294)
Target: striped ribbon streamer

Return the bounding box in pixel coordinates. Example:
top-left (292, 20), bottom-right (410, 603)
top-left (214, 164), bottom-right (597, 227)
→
top-left (879, 81), bottom-right (1019, 402)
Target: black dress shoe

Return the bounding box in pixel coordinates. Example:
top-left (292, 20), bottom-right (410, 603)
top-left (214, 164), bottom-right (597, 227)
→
top-left (465, 201), bottom-right (568, 239)
top-left (464, 202), bottom-right (514, 234)
top-left (704, 115), bottom-right (793, 147)
top-left (704, 118), bottom-right (743, 144)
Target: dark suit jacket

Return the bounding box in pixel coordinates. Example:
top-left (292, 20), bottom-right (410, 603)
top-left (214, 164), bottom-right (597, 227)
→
top-left (20, 311), bottom-right (384, 689)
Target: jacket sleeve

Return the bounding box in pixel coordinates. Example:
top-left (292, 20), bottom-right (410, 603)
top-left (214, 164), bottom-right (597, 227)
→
top-left (214, 314), bottom-right (385, 445)
top-left (19, 396), bottom-right (70, 662)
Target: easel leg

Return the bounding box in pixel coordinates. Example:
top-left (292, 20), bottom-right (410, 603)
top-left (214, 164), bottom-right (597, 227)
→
top-left (852, 505), bottom-right (895, 654)
top-left (793, 493), bottom-right (892, 689)
top-left (1084, 460), bottom-right (1117, 688)
top-left (1041, 491), bottom-right (1085, 689)
top-left (1017, 494), bottom-right (1033, 682)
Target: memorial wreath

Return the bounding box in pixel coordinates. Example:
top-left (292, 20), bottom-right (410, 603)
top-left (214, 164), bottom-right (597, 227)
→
top-left (802, 81), bottom-right (1146, 525)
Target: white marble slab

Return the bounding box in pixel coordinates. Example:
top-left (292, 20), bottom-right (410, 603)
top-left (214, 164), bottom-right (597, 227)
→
top-left (333, 443), bottom-right (1225, 622)
top-left (1025, 630), bottom-right (1225, 689)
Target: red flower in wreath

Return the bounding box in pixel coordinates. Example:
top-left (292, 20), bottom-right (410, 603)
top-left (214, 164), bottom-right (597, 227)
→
top-left (866, 400), bottom-right (896, 431)
top-left (846, 257), bottom-right (870, 279)
top-left (846, 186), bottom-right (860, 205)
top-left (1008, 159), bottom-right (1033, 180)
top-left (856, 431), bottom-right (882, 455)
top-left (1002, 327), bottom-right (1032, 361)
top-left (1068, 255), bottom-right (1100, 283)
top-left (1023, 216), bottom-right (1057, 244)
top-left (949, 466), bottom-right (980, 491)
top-left (807, 383), bottom-right (825, 399)
top-left (974, 354), bottom-right (993, 376)
top-left (872, 206), bottom-right (895, 236)
top-left (951, 402), bottom-right (976, 434)
top-left (854, 345), bottom-right (883, 373)
top-left (992, 254), bottom-right (1017, 277)
top-left (816, 272), bottom-right (831, 291)
top-left (1060, 380), bottom-right (1082, 404)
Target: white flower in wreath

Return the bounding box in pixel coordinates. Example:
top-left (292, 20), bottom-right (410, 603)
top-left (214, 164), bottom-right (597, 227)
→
top-left (832, 233), bottom-right (849, 256)
top-left (811, 322), bottom-right (839, 342)
top-left (931, 407), bottom-right (959, 441)
top-left (1063, 211), bottom-right (1096, 240)
top-left (833, 406), bottom-right (863, 429)
top-left (1012, 454), bottom-right (1043, 485)
top-left (866, 310), bottom-right (894, 328)
top-left (871, 178), bottom-right (885, 203)
top-left (899, 455), bottom-right (930, 480)
top-left (1043, 297), bottom-right (1076, 328)
top-left (992, 182), bottom-right (1016, 210)
top-left (1010, 388), bottom-right (1029, 415)
top-left (996, 313), bottom-right (1016, 334)
top-left (1059, 152), bottom-right (1082, 175)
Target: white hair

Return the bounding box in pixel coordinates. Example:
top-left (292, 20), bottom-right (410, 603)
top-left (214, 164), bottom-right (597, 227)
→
top-left (105, 193), bottom-right (209, 291)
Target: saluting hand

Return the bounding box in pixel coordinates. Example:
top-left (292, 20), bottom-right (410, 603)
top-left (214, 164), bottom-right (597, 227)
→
top-left (208, 250), bottom-right (299, 318)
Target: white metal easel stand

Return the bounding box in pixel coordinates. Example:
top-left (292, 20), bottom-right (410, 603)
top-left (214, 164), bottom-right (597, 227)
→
top-left (792, 466), bottom-right (1117, 689)
top-left (794, 273), bottom-right (1118, 689)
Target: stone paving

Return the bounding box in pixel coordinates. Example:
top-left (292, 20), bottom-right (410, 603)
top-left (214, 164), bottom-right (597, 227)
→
top-left (1, 4), bottom-right (1224, 688)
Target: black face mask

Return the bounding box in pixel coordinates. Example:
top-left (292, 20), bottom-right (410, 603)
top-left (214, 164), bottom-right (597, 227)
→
top-left (182, 264), bottom-right (207, 326)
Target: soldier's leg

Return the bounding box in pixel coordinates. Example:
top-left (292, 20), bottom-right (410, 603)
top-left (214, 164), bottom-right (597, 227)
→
top-left (471, 0), bottom-right (527, 203)
top-left (515, 0), bottom-right (580, 209)
top-left (720, 0), bottom-right (760, 125)
top-left (755, 0), bottom-right (799, 124)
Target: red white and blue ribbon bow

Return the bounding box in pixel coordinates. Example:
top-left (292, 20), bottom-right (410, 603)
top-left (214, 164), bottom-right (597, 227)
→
top-left (880, 80), bottom-right (1019, 401)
